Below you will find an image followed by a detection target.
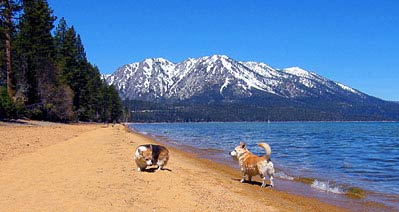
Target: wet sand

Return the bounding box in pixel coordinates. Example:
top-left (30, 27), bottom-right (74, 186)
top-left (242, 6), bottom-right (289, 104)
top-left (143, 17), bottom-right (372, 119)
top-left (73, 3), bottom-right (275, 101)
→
top-left (0, 121), bottom-right (351, 211)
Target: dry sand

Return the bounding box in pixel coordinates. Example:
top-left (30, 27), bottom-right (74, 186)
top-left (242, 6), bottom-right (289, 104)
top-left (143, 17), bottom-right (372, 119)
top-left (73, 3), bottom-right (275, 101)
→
top-left (0, 121), bottom-right (348, 211)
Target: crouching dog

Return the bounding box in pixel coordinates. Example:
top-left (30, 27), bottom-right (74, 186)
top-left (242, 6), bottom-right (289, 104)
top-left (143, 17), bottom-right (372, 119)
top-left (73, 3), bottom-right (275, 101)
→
top-left (134, 144), bottom-right (169, 172)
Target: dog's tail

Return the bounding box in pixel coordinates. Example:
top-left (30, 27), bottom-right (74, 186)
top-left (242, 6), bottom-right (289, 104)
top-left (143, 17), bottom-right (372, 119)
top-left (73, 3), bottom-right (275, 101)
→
top-left (258, 142), bottom-right (271, 160)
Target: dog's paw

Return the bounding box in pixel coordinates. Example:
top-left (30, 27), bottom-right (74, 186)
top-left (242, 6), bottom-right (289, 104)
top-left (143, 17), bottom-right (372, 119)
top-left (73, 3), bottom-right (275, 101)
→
top-left (137, 168), bottom-right (142, 172)
top-left (240, 179), bottom-right (245, 183)
top-left (261, 183), bottom-right (273, 188)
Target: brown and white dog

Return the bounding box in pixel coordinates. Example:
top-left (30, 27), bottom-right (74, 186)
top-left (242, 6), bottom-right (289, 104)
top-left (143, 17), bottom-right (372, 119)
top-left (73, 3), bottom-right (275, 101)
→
top-left (230, 142), bottom-right (275, 187)
top-left (134, 144), bottom-right (169, 171)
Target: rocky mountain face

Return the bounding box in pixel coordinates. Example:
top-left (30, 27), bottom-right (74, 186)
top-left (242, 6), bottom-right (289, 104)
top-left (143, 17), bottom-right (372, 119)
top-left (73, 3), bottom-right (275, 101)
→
top-left (104, 55), bottom-right (399, 121)
top-left (105, 55), bottom-right (366, 101)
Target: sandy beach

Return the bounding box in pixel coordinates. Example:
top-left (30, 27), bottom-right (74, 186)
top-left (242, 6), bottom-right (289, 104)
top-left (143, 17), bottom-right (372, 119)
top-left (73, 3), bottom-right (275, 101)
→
top-left (0, 121), bottom-right (349, 211)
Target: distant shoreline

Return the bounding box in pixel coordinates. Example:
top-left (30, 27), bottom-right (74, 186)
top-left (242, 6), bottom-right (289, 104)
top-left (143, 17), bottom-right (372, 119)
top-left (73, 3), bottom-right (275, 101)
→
top-left (128, 120), bottom-right (399, 124)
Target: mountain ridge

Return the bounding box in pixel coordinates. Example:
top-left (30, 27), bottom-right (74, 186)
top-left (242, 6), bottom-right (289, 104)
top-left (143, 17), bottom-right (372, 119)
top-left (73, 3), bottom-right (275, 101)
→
top-left (105, 55), bottom-right (365, 101)
top-left (104, 55), bottom-right (399, 122)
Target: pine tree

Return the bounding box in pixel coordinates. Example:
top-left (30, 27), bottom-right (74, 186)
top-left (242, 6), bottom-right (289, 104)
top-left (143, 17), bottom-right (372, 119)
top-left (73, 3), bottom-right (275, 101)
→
top-left (53, 18), bottom-right (124, 122)
top-left (15, 0), bottom-right (56, 105)
top-left (0, 15), bottom-right (5, 87)
top-left (82, 64), bottom-right (103, 121)
top-left (0, 0), bottom-right (21, 97)
top-left (0, 86), bottom-right (16, 118)
top-left (13, 0), bottom-right (74, 121)
top-left (99, 82), bottom-right (111, 122)
top-left (108, 84), bottom-right (122, 122)
top-left (54, 20), bottom-right (90, 120)
top-left (122, 106), bottom-right (131, 122)
top-left (1, 0), bottom-right (123, 122)
top-left (54, 17), bottom-right (67, 57)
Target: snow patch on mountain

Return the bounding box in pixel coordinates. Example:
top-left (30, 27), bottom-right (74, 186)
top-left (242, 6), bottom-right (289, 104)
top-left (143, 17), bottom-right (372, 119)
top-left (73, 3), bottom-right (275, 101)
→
top-left (104, 55), bottom-right (364, 101)
top-left (220, 77), bottom-right (231, 95)
top-left (283, 67), bottom-right (313, 78)
top-left (336, 82), bottom-right (359, 94)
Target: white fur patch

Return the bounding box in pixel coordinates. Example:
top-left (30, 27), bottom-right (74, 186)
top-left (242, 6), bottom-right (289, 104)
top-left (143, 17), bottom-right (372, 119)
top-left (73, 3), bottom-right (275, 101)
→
top-left (135, 146), bottom-right (147, 158)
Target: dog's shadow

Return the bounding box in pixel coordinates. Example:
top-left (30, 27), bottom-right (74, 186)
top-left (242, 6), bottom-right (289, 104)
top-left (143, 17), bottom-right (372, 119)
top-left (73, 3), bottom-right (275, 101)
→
top-left (232, 178), bottom-right (273, 187)
top-left (232, 178), bottom-right (262, 186)
top-left (142, 167), bottom-right (172, 173)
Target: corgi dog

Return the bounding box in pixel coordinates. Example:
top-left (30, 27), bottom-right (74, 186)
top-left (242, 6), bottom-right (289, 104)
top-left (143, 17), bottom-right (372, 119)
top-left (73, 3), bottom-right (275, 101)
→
top-left (230, 142), bottom-right (275, 187)
top-left (134, 144), bottom-right (169, 171)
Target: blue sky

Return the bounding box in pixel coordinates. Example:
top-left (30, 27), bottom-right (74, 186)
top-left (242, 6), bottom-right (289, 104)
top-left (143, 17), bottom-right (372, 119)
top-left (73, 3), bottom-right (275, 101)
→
top-left (49, 0), bottom-right (399, 101)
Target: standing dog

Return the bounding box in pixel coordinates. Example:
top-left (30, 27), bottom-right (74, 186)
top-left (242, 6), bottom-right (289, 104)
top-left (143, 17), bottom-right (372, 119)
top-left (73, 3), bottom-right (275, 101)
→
top-left (134, 144), bottom-right (169, 171)
top-left (230, 142), bottom-right (275, 187)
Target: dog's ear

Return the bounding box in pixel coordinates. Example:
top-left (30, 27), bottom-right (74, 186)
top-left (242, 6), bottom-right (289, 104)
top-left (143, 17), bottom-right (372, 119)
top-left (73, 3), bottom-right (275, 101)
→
top-left (240, 142), bottom-right (246, 148)
top-left (137, 147), bottom-right (143, 155)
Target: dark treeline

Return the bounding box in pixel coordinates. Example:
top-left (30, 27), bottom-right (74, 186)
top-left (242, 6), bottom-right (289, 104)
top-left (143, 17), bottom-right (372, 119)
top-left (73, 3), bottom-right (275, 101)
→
top-left (0, 0), bottom-right (122, 122)
top-left (124, 99), bottom-right (399, 122)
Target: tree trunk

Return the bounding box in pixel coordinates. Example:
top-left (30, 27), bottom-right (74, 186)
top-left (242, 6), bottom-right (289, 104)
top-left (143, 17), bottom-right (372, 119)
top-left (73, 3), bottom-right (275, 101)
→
top-left (4, 0), bottom-right (14, 97)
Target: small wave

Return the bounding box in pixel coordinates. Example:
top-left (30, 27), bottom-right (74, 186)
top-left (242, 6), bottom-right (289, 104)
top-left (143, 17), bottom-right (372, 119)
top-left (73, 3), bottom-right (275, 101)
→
top-left (311, 180), bottom-right (344, 194)
top-left (275, 171), bottom-right (294, 180)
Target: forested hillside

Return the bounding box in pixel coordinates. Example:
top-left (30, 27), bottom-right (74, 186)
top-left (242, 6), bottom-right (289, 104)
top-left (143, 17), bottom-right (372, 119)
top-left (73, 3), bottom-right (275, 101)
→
top-left (0, 0), bottom-right (122, 122)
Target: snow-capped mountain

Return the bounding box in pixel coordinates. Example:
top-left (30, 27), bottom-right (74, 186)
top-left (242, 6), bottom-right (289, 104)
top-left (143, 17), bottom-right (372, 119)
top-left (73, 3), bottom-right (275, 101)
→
top-left (104, 55), bottom-right (399, 121)
top-left (105, 55), bottom-right (366, 102)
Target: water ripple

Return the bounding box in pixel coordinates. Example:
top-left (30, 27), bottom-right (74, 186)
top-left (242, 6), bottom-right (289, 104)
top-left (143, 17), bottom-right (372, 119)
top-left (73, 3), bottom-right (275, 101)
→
top-left (130, 122), bottom-right (399, 210)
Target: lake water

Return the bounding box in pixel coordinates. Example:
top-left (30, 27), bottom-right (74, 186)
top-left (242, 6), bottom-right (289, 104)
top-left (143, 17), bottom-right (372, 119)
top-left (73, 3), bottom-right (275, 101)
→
top-left (129, 122), bottom-right (399, 211)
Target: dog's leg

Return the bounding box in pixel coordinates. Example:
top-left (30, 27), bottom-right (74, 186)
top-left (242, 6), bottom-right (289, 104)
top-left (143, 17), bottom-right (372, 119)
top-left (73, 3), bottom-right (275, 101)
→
top-left (157, 161), bottom-right (165, 170)
top-left (261, 176), bottom-right (267, 187)
top-left (248, 176), bottom-right (252, 182)
top-left (261, 174), bottom-right (274, 188)
top-left (269, 175), bottom-right (274, 187)
top-left (240, 172), bottom-right (246, 183)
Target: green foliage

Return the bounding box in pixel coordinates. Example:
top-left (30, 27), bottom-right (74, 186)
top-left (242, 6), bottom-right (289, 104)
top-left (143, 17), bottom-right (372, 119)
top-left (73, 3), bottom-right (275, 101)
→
top-left (15, 0), bottom-right (56, 105)
top-left (121, 106), bottom-right (131, 123)
top-left (0, 0), bottom-right (21, 89)
top-left (53, 19), bottom-right (122, 122)
top-left (107, 84), bottom-right (122, 122)
top-left (0, 34), bottom-right (4, 87)
top-left (0, 13), bottom-right (4, 87)
top-left (97, 83), bottom-right (122, 123)
top-left (0, 86), bottom-right (15, 118)
top-left (0, 86), bottom-right (24, 118)
top-left (0, 0), bottom-right (123, 122)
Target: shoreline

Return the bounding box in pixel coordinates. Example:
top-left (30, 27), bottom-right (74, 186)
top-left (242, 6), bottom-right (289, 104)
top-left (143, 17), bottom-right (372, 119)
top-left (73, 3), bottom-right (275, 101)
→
top-left (128, 127), bottom-right (349, 211)
top-left (128, 120), bottom-right (399, 124)
top-left (0, 121), bottom-right (389, 211)
top-left (128, 124), bottom-right (396, 212)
